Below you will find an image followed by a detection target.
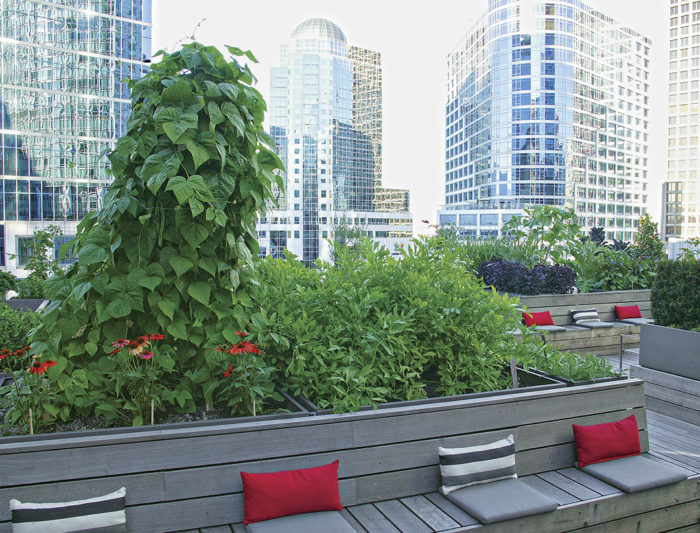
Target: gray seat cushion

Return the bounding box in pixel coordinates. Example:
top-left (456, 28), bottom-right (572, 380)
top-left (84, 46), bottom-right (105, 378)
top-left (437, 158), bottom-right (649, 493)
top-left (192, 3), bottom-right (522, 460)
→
top-left (535, 325), bottom-right (568, 332)
top-left (582, 455), bottom-right (687, 493)
top-left (577, 320), bottom-right (615, 329)
top-left (446, 478), bottom-right (557, 524)
top-left (619, 317), bottom-right (655, 325)
top-left (246, 511), bottom-right (356, 533)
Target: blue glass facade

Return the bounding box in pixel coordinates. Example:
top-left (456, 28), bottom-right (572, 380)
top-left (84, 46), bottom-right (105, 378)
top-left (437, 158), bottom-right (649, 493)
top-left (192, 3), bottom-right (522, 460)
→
top-left (441, 0), bottom-right (650, 241)
top-left (0, 0), bottom-right (151, 272)
top-left (265, 18), bottom-right (411, 265)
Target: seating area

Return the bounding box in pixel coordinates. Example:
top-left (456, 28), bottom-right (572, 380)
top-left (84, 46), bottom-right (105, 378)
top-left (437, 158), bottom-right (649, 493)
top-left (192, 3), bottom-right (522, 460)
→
top-left (0, 379), bottom-right (696, 533)
top-left (516, 289), bottom-right (654, 356)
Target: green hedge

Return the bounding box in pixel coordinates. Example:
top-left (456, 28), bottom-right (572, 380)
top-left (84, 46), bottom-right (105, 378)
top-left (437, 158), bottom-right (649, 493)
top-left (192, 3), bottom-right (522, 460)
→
top-left (0, 305), bottom-right (41, 353)
top-left (652, 258), bottom-right (700, 330)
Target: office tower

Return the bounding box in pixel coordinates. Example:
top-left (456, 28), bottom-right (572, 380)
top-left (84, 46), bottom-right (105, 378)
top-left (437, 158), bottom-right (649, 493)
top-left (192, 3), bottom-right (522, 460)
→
top-left (0, 0), bottom-right (151, 273)
top-left (663, 0), bottom-right (700, 242)
top-left (438, 0), bottom-right (650, 241)
top-left (265, 18), bottom-right (412, 264)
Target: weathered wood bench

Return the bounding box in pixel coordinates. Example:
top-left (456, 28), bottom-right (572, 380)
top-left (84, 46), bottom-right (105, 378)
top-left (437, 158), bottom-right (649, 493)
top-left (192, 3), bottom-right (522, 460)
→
top-left (0, 378), bottom-right (696, 532)
top-left (517, 289), bottom-right (652, 356)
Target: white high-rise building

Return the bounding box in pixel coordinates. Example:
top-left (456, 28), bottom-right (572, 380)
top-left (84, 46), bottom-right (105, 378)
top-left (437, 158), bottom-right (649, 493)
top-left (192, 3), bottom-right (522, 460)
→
top-left (663, 0), bottom-right (700, 242)
top-left (263, 18), bottom-right (412, 264)
top-left (439, 0), bottom-right (651, 241)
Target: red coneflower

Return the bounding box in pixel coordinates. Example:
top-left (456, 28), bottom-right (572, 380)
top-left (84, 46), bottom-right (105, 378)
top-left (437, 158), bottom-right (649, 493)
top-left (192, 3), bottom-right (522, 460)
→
top-left (223, 363), bottom-right (235, 378)
top-left (109, 348), bottom-right (121, 355)
top-left (148, 333), bottom-right (164, 341)
top-left (14, 349), bottom-right (24, 357)
top-left (136, 335), bottom-right (149, 345)
top-left (139, 351), bottom-right (154, 360)
top-left (28, 361), bottom-right (46, 375)
top-left (42, 360), bottom-right (57, 370)
top-left (112, 338), bottom-right (129, 348)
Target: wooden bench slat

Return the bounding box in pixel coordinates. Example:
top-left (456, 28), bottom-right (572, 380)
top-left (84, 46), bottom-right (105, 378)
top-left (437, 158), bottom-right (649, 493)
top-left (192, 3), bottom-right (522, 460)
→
top-left (537, 471), bottom-right (600, 501)
top-left (646, 451), bottom-right (699, 476)
top-left (348, 504), bottom-right (401, 533)
top-left (374, 499), bottom-right (433, 533)
top-left (340, 508), bottom-right (367, 532)
top-left (572, 500), bottom-right (700, 533)
top-left (556, 468), bottom-right (621, 496)
top-left (423, 493), bottom-right (479, 527)
top-left (520, 475), bottom-right (579, 505)
top-left (399, 495), bottom-right (460, 531)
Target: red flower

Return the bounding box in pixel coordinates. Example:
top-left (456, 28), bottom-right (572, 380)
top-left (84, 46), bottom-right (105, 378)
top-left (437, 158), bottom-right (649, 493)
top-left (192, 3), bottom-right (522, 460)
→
top-left (222, 363), bottom-right (235, 378)
top-left (14, 349), bottom-right (24, 357)
top-left (42, 360), bottom-right (57, 370)
top-left (0, 354), bottom-right (4, 360)
top-left (109, 348), bottom-right (121, 355)
top-left (139, 351), bottom-right (154, 360)
top-left (235, 331), bottom-right (248, 337)
top-left (28, 361), bottom-right (45, 375)
top-left (216, 346), bottom-right (224, 352)
top-left (136, 336), bottom-right (149, 345)
top-left (1, 348), bottom-right (10, 354)
top-left (23, 345), bottom-right (30, 351)
top-left (148, 333), bottom-right (164, 341)
top-left (112, 338), bottom-right (129, 348)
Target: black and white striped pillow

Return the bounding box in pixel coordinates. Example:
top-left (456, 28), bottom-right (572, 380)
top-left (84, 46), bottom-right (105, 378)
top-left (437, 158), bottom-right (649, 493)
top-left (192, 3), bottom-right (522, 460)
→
top-left (571, 308), bottom-right (600, 324)
top-left (439, 435), bottom-right (517, 495)
top-left (10, 487), bottom-right (126, 533)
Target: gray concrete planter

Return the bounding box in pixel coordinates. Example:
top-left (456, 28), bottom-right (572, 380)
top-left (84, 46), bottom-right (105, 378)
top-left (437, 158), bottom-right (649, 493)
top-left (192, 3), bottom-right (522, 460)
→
top-left (640, 323), bottom-right (700, 380)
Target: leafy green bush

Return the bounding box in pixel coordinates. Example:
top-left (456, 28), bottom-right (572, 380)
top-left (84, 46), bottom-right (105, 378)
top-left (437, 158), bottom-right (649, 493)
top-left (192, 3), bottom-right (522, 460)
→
top-left (250, 238), bottom-right (542, 412)
top-left (568, 241), bottom-right (654, 292)
top-left (28, 43), bottom-right (283, 425)
top-left (0, 305), bottom-right (41, 353)
top-left (0, 271), bottom-right (17, 302)
top-left (521, 343), bottom-right (618, 382)
top-left (652, 258), bottom-right (700, 330)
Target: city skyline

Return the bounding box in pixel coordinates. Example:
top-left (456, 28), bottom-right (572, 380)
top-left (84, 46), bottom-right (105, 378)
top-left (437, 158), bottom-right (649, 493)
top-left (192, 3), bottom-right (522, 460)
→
top-left (157, 1), bottom-right (667, 235)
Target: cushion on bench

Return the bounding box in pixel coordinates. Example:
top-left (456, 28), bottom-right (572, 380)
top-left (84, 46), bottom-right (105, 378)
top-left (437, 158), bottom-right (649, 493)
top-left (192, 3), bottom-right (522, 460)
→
top-left (571, 308), bottom-right (614, 328)
top-left (446, 478), bottom-right (558, 524)
top-left (618, 317), bottom-right (654, 325)
top-left (246, 511), bottom-right (355, 533)
top-left (10, 487), bottom-right (126, 533)
top-left (582, 455), bottom-right (688, 492)
top-left (523, 311), bottom-right (555, 327)
top-left (535, 324), bottom-right (568, 332)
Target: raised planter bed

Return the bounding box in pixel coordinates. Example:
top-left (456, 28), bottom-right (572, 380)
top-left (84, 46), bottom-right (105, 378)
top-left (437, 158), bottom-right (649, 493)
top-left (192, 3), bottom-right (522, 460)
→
top-left (528, 367), bottom-right (622, 387)
top-left (639, 323), bottom-right (700, 381)
top-left (631, 323), bottom-right (700, 424)
top-left (0, 386), bottom-right (310, 440)
top-left (294, 366), bottom-right (563, 414)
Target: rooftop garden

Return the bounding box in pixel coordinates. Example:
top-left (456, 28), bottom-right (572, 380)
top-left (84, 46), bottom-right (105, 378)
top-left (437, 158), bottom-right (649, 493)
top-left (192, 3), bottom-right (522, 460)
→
top-left (1, 43), bottom-right (695, 435)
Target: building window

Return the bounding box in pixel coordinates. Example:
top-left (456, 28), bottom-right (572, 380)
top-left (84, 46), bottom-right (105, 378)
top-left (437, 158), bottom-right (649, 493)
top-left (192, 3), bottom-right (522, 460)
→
top-left (16, 237), bottom-right (33, 268)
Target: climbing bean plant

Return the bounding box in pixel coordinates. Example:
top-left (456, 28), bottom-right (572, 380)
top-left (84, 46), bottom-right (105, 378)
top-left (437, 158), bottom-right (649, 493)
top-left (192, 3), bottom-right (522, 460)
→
top-left (29, 43), bottom-right (283, 421)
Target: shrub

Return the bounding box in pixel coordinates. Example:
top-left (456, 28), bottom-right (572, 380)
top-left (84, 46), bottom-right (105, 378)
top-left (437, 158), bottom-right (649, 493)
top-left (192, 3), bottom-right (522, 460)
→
top-left (250, 238), bottom-right (540, 412)
top-left (568, 241), bottom-right (653, 292)
top-left (477, 260), bottom-right (576, 295)
top-left (521, 344), bottom-right (618, 382)
top-left (0, 305), bottom-right (41, 354)
top-left (652, 258), bottom-right (700, 330)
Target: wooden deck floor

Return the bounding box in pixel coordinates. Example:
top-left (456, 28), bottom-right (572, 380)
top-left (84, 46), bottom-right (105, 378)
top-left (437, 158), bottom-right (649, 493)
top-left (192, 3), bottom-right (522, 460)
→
top-left (190, 408), bottom-right (699, 533)
top-left (603, 347), bottom-right (640, 373)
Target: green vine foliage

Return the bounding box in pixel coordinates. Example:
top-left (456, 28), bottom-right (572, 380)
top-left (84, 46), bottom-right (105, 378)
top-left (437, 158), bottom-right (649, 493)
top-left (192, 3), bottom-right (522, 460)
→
top-left (30, 43), bottom-right (283, 420)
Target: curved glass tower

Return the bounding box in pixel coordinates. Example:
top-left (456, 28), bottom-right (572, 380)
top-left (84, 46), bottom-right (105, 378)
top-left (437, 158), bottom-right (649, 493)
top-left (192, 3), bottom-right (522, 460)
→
top-left (265, 18), bottom-right (412, 265)
top-left (439, 0), bottom-right (650, 241)
top-left (0, 0), bottom-right (151, 273)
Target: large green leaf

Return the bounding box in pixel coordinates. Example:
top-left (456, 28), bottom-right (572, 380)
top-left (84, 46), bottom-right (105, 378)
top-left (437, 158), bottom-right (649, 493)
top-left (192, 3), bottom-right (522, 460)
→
top-left (106, 299), bottom-right (131, 319)
top-left (185, 140), bottom-right (211, 170)
top-left (78, 244), bottom-right (109, 266)
top-left (181, 223), bottom-right (208, 248)
top-left (169, 255), bottom-right (194, 277)
top-left (147, 153), bottom-right (181, 194)
top-left (162, 78), bottom-right (192, 104)
top-left (162, 112), bottom-right (198, 144)
top-left (221, 102), bottom-right (245, 135)
top-left (187, 282), bottom-right (211, 306)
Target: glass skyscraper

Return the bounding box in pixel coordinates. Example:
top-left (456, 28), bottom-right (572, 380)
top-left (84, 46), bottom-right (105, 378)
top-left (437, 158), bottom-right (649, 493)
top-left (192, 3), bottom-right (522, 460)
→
top-left (0, 0), bottom-right (151, 273)
top-left (663, 0), bottom-right (700, 242)
top-left (438, 0), bottom-right (650, 241)
top-left (265, 18), bottom-right (412, 265)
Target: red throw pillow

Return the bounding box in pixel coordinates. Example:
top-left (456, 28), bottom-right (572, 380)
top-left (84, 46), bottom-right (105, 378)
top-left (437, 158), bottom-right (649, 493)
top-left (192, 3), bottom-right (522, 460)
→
top-left (615, 305), bottom-right (642, 320)
top-left (522, 311), bottom-right (555, 327)
top-left (572, 415), bottom-right (641, 468)
top-left (241, 460), bottom-right (342, 524)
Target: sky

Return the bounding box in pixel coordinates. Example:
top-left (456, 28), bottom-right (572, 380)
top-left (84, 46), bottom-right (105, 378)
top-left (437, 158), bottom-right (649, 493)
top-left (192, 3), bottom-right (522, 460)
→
top-left (151, 0), bottom-right (668, 235)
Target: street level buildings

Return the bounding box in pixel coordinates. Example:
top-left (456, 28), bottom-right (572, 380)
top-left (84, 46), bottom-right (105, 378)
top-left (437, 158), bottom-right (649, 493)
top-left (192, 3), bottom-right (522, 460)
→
top-left (663, 0), bottom-right (700, 242)
top-left (264, 18), bottom-right (412, 264)
top-left (438, 0), bottom-right (651, 241)
top-left (0, 0), bottom-right (151, 274)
